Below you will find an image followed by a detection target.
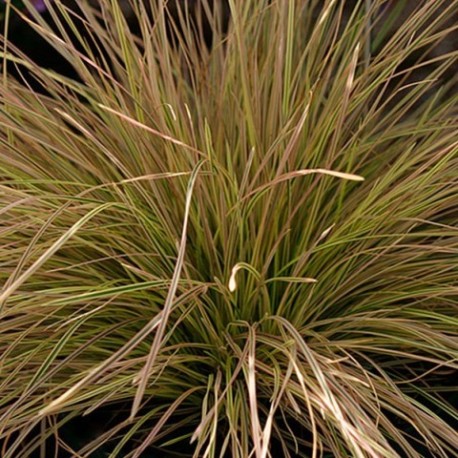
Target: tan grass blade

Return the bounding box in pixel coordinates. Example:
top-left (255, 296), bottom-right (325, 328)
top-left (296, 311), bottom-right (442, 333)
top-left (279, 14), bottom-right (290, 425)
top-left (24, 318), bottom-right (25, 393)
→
top-left (0, 203), bottom-right (114, 310)
top-left (246, 326), bottom-right (262, 458)
top-left (130, 160), bottom-right (206, 419)
top-left (242, 168), bottom-right (364, 203)
top-left (97, 104), bottom-right (205, 157)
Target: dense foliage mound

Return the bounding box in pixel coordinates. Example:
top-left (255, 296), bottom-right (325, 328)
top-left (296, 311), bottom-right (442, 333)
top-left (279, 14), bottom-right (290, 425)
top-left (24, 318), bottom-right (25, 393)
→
top-left (0, 1), bottom-right (457, 456)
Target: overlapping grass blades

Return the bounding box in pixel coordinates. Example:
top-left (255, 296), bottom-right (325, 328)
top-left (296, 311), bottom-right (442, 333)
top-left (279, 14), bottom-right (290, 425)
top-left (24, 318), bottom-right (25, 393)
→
top-left (0, 0), bottom-right (457, 456)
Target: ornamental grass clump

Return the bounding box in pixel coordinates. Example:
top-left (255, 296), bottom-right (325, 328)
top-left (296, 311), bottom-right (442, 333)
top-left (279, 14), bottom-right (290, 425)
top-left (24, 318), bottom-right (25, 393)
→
top-left (0, 0), bottom-right (457, 456)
